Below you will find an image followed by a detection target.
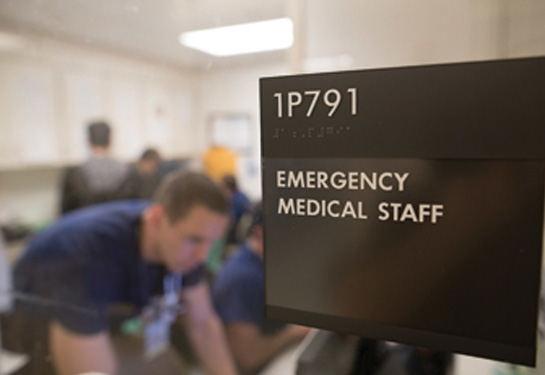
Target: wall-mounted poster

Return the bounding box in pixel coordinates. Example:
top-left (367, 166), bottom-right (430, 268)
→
top-left (260, 57), bottom-right (545, 366)
top-left (208, 112), bottom-right (251, 153)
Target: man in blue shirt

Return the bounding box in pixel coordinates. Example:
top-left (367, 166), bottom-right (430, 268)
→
top-left (9, 171), bottom-right (238, 375)
top-left (220, 174), bottom-right (251, 245)
top-left (213, 203), bottom-right (310, 374)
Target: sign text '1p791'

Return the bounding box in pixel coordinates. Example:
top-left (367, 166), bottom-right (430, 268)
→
top-left (273, 88), bottom-right (357, 119)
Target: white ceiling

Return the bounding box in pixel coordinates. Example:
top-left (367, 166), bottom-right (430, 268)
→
top-left (0, 0), bottom-right (289, 69)
top-left (1, 1), bottom-right (544, 72)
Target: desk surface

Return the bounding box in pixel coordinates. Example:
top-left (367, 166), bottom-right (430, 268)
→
top-left (258, 329), bottom-right (319, 375)
top-left (259, 329), bottom-right (361, 375)
top-left (0, 349), bottom-right (29, 375)
top-left (256, 329), bottom-right (502, 375)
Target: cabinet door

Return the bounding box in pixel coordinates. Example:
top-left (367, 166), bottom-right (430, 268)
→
top-left (64, 72), bottom-right (107, 163)
top-left (111, 79), bottom-right (145, 160)
top-left (143, 83), bottom-right (173, 156)
top-left (0, 62), bottom-right (60, 168)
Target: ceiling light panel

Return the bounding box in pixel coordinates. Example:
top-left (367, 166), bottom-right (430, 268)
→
top-left (180, 18), bottom-right (293, 56)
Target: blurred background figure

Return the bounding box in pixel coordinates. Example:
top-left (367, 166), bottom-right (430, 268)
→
top-left (212, 202), bottom-right (310, 375)
top-left (59, 121), bottom-right (128, 215)
top-left (202, 144), bottom-right (237, 183)
top-left (0, 231), bottom-right (12, 314)
top-left (204, 174), bottom-right (251, 277)
top-left (204, 173), bottom-right (251, 277)
top-left (220, 174), bottom-right (251, 247)
top-left (118, 147), bottom-right (163, 200)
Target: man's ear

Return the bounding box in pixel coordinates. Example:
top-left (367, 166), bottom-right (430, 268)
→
top-left (148, 204), bottom-right (166, 228)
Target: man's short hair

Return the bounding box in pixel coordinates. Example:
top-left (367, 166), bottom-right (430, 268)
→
top-left (140, 148), bottom-right (161, 162)
top-left (153, 171), bottom-right (229, 223)
top-left (221, 174), bottom-right (238, 193)
top-left (88, 121), bottom-right (111, 147)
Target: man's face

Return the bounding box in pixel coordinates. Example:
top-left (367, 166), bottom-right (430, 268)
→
top-left (139, 159), bottom-right (159, 175)
top-left (156, 205), bottom-right (228, 273)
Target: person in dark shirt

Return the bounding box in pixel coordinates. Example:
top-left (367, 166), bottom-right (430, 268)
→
top-left (59, 120), bottom-right (128, 214)
top-left (220, 174), bottom-right (251, 245)
top-left (213, 203), bottom-right (310, 374)
top-left (10, 171), bottom-right (238, 375)
top-left (118, 147), bottom-right (163, 200)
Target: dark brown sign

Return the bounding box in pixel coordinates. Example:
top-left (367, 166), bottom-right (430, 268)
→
top-left (260, 57), bottom-right (545, 366)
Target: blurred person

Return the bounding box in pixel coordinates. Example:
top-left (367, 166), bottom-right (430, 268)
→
top-left (220, 174), bottom-right (251, 246)
top-left (0, 231), bottom-right (12, 314)
top-left (202, 143), bottom-right (237, 183)
top-left (118, 147), bottom-right (163, 200)
top-left (59, 120), bottom-right (128, 214)
top-left (212, 202), bottom-right (310, 375)
top-left (4, 171), bottom-right (238, 375)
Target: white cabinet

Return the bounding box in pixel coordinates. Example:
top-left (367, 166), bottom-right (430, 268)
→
top-left (0, 57), bottom-right (195, 170)
top-left (63, 72), bottom-right (108, 163)
top-left (0, 62), bottom-right (61, 169)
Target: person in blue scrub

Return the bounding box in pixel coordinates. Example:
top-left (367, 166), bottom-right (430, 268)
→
top-left (220, 174), bottom-right (251, 246)
top-left (213, 203), bottom-right (310, 374)
top-left (5, 171), bottom-right (238, 375)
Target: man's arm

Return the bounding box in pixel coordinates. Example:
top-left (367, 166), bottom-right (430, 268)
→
top-left (225, 322), bottom-right (310, 374)
top-left (181, 281), bottom-right (238, 375)
top-left (49, 321), bottom-right (117, 375)
top-left (59, 166), bottom-right (87, 214)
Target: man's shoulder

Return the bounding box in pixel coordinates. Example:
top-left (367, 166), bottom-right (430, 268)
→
top-left (59, 200), bottom-right (143, 226)
top-left (71, 201), bottom-right (149, 239)
top-left (233, 190), bottom-right (250, 204)
top-left (25, 201), bottom-right (149, 256)
top-left (73, 199), bottom-right (148, 217)
top-left (217, 247), bottom-right (262, 284)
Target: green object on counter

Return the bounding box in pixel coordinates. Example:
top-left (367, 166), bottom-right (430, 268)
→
top-left (120, 317), bottom-right (142, 336)
top-left (206, 237), bottom-right (226, 274)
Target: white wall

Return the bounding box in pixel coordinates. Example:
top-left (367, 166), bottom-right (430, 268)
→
top-left (506, 0), bottom-right (545, 57)
top-left (303, 0), bottom-right (541, 70)
top-left (0, 34), bottom-right (200, 167)
top-left (0, 33), bottom-right (199, 226)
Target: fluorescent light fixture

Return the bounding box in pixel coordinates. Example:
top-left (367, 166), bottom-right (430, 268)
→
top-left (180, 18), bottom-right (293, 57)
